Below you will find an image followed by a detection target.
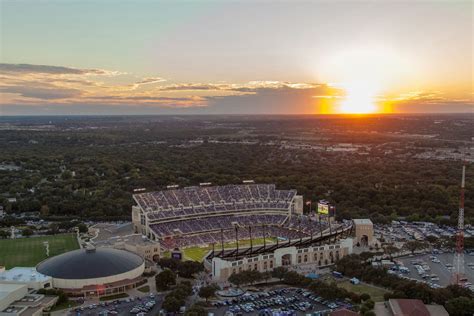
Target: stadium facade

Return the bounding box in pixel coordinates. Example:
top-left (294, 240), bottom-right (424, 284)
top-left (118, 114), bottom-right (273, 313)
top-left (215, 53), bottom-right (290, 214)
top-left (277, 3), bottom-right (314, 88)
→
top-left (211, 238), bottom-right (354, 281)
top-left (132, 184), bottom-right (305, 249)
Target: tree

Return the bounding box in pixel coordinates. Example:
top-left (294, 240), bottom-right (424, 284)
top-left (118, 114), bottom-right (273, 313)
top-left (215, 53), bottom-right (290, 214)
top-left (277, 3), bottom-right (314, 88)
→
top-left (157, 258), bottom-right (180, 271)
top-left (185, 304), bottom-right (207, 316)
top-left (155, 269), bottom-right (176, 291)
top-left (403, 241), bottom-right (427, 254)
top-left (162, 295), bottom-right (183, 313)
top-left (364, 299), bottom-right (375, 309)
top-left (177, 261), bottom-right (204, 278)
top-left (198, 284), bottom-right (218, 302)
top-left (76, 223), bottom-right (88, 233)
top-left (445, 297), bottom-right (474, 316)
top-left (22, 228), bottom-right (33, 237)
top-left (228, 273), bottom-right (244, 287)
top-left (48, 223), bottom-right (59, 235)
top-left (360, 293), bottom-right (371, 301)
top-left (425, 235), bottom-right (437, 245)
top-left (40, 205), bottom-right (49, 216)
top-left (0, 230), bottom-right (8, 239)
top-left (272, 267), bottom-right (288, 280)
top-left (262, 271), bottom-right (272, 283)
top-left (383, 245), bottom-right (399, 260)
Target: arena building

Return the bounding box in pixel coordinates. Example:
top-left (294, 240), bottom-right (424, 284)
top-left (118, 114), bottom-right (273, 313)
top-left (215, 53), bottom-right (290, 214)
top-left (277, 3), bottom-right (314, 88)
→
top-left (35, 247), bottom-right (145, 298)
top-left (132, 183), bottom-right (310, 249)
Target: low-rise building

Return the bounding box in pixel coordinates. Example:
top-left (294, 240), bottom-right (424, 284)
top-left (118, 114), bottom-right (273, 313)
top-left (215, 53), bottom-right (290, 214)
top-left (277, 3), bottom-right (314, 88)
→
top-left (0, 268), bottom-right (52, 290)
top-left (374, 299), bottom-right (449, 316)
top-left (0, 284), bottom-right (57, 316)
top-left (89, 223), bottom-right (160, 262)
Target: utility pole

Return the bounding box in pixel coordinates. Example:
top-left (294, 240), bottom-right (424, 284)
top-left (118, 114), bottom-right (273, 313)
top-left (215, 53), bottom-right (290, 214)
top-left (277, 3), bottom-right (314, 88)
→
top-left (452, 164), bottom-right (466, 285)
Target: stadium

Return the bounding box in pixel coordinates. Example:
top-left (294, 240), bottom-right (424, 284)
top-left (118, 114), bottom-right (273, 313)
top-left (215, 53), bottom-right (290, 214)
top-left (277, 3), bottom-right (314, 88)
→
top-left (132, 183), bottom-right (355, 254)
top-left (35, 247), bottom-right (145, 297)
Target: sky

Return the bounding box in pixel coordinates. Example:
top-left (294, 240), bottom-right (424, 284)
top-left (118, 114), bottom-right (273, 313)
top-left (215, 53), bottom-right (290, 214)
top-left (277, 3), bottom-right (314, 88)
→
top-left (0, 0), bottom-right (472, 115)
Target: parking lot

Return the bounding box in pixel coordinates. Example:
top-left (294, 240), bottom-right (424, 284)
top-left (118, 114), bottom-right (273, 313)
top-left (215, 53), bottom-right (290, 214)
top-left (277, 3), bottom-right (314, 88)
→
top-left (209, 287), bottom-right (353, 316)
top-left (68, 294), bottom-right (163, 316)
top-left (396, 252), bottom-right (474, 288)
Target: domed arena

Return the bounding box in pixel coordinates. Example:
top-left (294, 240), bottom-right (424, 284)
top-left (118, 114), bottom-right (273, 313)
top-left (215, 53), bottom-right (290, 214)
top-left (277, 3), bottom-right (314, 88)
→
top-left (36, 247), bottom-right (145, 297)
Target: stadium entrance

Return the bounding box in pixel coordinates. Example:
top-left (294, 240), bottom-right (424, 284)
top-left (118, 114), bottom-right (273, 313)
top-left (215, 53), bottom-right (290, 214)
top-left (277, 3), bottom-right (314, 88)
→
top-left (282, 254), bottom-right (292, 266)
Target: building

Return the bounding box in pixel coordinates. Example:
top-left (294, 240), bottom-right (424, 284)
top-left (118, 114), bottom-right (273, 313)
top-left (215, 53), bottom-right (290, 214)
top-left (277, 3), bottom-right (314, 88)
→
top-left (374, 299), bottom-right (449, 316)
top-left (0, 284), bottom-right (57, 316)
top-left (35, 247), bottom-right (145, 298)
top-left (353, 219), bottom-right (374, 246)
top-left (90, 226), bottom-right (161, 262)
top-left (0, 284), bottom-right (27, 312)
top-left (0, 267), bottom-right (52, 290)
top-left (105, 234), bottom-right (160, 262)
top-left (211, 238), bottom-right (353, 281)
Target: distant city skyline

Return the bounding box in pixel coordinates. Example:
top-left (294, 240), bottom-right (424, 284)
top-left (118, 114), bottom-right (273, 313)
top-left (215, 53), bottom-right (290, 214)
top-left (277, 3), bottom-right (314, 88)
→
top-left (0, 0), bottom-right (472, 115)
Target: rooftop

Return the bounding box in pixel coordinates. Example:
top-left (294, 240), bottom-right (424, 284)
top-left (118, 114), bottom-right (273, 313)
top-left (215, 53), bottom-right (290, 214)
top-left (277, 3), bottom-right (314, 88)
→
top-left (0, 267), bottom-right (51, 283)
top-left (36, 248), bottom-right (144, 279)
top-left (389, 299), bottom-right (430, 316)
top-left (0, 283), bottom-right (27, 302)
top-left (93, 233), bottom-right (158, 248)
top-left (353, 219), bottom-right (373, 225)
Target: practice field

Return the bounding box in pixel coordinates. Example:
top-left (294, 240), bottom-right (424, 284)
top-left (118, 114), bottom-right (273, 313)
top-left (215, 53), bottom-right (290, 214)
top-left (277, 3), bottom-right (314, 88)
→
top-left (0, 234), bottom-right (79, 268)
top-left (183, 237), bottom-right (278, 262)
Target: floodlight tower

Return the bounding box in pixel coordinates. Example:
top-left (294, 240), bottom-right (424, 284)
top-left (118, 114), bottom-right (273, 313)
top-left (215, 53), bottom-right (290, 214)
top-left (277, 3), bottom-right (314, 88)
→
top-left (452, 164), bottom-right (466, 285)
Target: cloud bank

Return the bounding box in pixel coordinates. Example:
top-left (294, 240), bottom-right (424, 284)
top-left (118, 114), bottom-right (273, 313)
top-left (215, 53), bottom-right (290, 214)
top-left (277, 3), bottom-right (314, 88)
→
top-left (0, 63), bottom-right (472, 115)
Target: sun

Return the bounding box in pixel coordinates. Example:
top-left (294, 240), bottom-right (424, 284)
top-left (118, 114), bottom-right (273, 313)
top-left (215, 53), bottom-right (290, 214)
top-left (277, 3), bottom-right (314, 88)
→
top-left (339, 82), bottom-right (378, 114)
top-left (316, 45), bottom-right (414, 114)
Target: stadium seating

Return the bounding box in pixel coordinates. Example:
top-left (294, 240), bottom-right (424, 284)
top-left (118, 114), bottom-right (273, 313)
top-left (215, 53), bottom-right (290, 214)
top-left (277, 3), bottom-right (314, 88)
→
top-left (133, 184), bottom-right (324, 249)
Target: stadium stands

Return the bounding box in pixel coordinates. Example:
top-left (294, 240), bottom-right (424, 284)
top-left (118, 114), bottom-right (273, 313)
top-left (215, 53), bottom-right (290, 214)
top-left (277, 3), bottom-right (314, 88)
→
top-left (134, 184), bottom-right (296, 212)
top-left (133, 184), bottom-right (323, 249)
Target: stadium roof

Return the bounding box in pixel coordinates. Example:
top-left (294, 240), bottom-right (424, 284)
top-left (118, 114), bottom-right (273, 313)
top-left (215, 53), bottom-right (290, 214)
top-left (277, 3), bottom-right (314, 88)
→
top-left (36, 248), bottom-right (143, 279)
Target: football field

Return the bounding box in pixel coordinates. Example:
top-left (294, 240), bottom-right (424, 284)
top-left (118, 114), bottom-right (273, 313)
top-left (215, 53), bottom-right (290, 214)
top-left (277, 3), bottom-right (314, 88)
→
top-left (183, 237), bottom-right (278, 261)
top-left (0, 234), bottom-right (79, 268)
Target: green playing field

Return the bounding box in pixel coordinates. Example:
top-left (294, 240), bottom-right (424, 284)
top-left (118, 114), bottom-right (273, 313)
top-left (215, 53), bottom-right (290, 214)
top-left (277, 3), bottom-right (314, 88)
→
top-left (183, 237), bottom-right (277, 261)
top-left (0, 234), bottom-right (80, 269)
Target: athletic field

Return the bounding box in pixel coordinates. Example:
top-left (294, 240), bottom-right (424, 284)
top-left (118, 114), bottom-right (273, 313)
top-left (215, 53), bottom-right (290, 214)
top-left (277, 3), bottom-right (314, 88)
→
top-left (183, 237), bottom-right (277, 261)
top-left (0, 234), bottom-right (79, 268)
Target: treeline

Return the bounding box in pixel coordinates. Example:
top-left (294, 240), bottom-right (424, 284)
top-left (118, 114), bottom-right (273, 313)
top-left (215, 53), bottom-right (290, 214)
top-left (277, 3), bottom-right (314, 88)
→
top-left (1, 118), bottom-right (472, 224)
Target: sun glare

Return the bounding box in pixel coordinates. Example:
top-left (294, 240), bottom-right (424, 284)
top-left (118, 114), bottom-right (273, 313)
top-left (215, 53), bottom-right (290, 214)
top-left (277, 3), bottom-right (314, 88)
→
top-left (316, 45), bottom-right (415, 114)
top-left (339, 83), bottom-right (378, 114)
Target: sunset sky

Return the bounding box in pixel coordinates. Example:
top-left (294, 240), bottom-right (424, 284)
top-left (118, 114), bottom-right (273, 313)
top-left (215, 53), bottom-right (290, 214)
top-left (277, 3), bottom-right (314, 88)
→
top-left (0, 0), bottom-right (472, 115)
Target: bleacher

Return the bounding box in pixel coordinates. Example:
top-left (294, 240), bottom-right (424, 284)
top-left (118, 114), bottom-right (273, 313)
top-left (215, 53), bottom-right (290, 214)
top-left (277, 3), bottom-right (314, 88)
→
top-left (133, 184), bottom-right (296, 213)
top-left (133, 184), bottom-right (326, 249)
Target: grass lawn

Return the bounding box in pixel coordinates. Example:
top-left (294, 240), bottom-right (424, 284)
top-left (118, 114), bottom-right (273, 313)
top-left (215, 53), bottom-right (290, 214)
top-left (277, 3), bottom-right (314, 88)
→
top-left (337, 280), bottom-right (388, 302)
top-left (99, 293), bottom-right (129, 301)
top-left (137, 285), bottom-right (150, 293)
top-left (183, 237), bottom-right (277, 262)
top-left (0, 234), bottom-right (79, 268)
